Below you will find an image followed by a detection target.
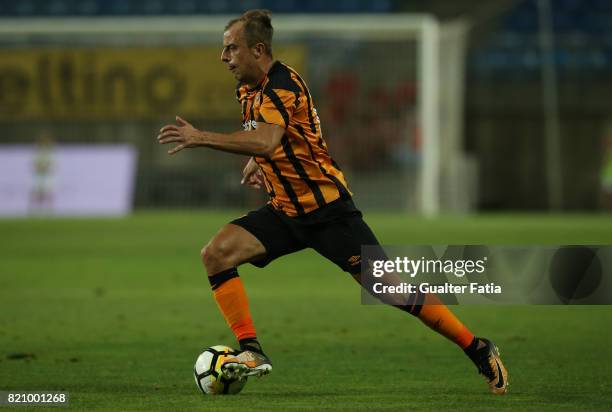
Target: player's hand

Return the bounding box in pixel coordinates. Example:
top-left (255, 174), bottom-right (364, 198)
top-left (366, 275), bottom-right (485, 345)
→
top-left (157, 116), bottom-right (201, 155)
top-left (241, 157), bottom-right (264, 189)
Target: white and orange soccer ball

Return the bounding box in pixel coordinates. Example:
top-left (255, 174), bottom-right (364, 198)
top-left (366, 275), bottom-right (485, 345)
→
top-left (193, 345), bottom-right (248, 395)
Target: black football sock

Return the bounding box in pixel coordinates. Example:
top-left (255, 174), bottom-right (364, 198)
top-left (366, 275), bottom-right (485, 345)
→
top-left (239, 337), bottom-right (265, 356)
top-left (463, 337), bottom-right (487, 364)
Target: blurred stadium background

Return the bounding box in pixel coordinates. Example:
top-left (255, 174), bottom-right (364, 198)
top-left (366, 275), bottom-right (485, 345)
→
top-left (1, 0), bottom-right (611, 216)
top-left (2, 2), bottom-right (612, 409)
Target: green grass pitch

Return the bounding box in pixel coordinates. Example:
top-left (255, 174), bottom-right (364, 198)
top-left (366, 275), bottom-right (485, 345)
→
top-left (1, 212), bottom-right (612, 411)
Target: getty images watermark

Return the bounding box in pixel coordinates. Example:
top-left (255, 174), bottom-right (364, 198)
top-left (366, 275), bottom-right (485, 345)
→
top-left (360, 245), bottom-right (612, 305)
top-left (370, 255), bottom-right (496, 295)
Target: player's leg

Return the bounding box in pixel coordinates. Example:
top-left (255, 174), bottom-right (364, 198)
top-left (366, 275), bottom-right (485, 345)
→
top-left (307, 203), bottom-right (508, 394)
top-left (202, 223), bottom-right (274, 378)
top-left (202, 223), bottom-right (266, 353)
top-left (308, 212), bottom-right (473, 347)
top-left (202, 205), bottom-right (305, 378)
top-left (353, 271), bottom-right (507, 394)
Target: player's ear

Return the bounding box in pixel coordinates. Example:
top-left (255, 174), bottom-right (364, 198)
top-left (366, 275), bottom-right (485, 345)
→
top-left (252, 43), bottom-right (265, 59)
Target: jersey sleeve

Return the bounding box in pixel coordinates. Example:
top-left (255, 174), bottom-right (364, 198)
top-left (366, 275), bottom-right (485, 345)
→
top-left (258, 88), bottom-right (299, 129)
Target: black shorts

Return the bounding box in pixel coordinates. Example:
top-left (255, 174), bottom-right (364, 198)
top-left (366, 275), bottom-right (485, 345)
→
top-left (230, 197), bottom-right (380, 274)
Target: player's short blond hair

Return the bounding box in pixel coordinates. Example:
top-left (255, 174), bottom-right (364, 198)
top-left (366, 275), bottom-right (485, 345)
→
top-left (225, 9), bottom-right (273, 56)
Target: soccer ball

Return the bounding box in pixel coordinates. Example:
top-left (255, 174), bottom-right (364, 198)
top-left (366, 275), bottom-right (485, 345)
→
top-left (194, 345), bottom-right (248, 395)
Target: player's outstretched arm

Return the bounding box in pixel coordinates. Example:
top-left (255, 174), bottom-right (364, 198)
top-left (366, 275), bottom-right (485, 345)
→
top-left (157, 116), bottom-right (284, 158)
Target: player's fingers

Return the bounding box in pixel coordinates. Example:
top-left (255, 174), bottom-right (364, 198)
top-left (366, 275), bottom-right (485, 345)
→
top-left (249, 178), bottom-right (262, 188)
top-left (158, 136), bottom-right (183, 145)
top-left (241, 172), bottom-right (255, 185)
top-left (158, 135), bottom-right (183, 144)
top-left (158, 130), bottom-right (181, 139)
top-left (157, 135), bottom-right (179, 144)
top-left (160, 125), bottom-right (179, 133)
top-left (243, 168), bottom-right (256, 179)
top-left (168, 144), bottom-right (185, 155)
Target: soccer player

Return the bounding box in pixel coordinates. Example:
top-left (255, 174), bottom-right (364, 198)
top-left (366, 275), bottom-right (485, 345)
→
top-left (157, 10), bottom-right (508, 395)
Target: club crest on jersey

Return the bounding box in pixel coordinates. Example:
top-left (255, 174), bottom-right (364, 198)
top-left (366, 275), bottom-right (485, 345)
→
top-left (243, 119), bottom-right (258, 131)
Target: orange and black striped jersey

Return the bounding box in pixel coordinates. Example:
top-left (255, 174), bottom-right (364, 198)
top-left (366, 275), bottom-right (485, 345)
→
top-left (237, 61), bottom-right (351, 217)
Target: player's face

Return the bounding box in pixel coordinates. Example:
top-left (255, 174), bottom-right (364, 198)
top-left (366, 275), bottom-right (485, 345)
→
top-left (221, 23), bottom-right (260, 85)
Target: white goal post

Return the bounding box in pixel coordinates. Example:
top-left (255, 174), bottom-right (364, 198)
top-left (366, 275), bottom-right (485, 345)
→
top-left (0, 14), bottom-right (468, 216)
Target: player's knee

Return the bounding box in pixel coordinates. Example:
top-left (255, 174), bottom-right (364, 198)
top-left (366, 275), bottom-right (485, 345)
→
top-left (200, 244), bottom-right (210, 266)
top-left (201, 239), bottom-right (234, 274)
top-left (200, 243), bottom-right (219, 271)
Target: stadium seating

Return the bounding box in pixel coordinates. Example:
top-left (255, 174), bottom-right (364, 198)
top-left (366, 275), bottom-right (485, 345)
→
top-left (0, 0), bottom-right (393, 16)
top-left (472, 0), bottom-right (612, 72)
